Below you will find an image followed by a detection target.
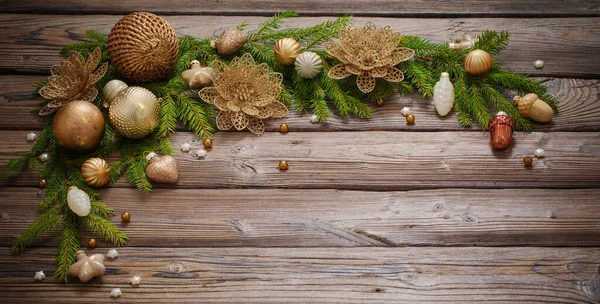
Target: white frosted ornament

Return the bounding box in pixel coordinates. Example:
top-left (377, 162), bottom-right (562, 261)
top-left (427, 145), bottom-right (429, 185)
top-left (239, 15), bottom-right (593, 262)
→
top-left (110, 288), bottom-right (122, 298)
top-left (309, 114), bottom-right (319, 123)
top-left (433, 72), bottom-right (455, 116)
top-left (27, 132), bottom-right (37, 142)
top-left (191, 149), bottom-right (207, 159)
top-left (180, 143), bottom-right (191, 152)
top-left (130, 275), bottom-right (142, 285)
top-left (295, 52), bottom-right (322, 79)
top-left (34, 271), bottom-right (45, 281)
top-left (534, 148), bottom-right (545, 158)
top-left (400, 107), bottom-right (411, 116)
top-left (67, 186), bottom-right (91, 217)
top-left (106, 249), bottom-right (119, 259)
top-left (533, 60), bottom-right (545, 69)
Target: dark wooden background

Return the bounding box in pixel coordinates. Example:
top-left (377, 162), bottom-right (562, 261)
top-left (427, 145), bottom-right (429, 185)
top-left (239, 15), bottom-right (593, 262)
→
top-left (1, 0), bottom-right (599, 303)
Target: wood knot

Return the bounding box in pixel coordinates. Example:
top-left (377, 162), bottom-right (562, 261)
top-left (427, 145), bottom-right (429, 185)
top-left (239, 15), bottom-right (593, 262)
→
top-left (168, 262), bottom-right (185, 273)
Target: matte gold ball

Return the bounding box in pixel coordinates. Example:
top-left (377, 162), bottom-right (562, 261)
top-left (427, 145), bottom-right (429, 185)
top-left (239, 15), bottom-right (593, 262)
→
top-left (406, 114), bottom-right (415, 124)
top-left (121, 212), bottom-right (131, 222)
top-left (274, 38), bottom-right (301, 65)
top-left (279, 123), bottom-right (289, 133)
top-left (523, 156), bottom-right (533, 167)
top-left (52, 100), bottom-right (105, 153)
top-left (87, 238), bottom-right (97, 249)
top-left (464, 49), bottom-right (493, 76)
top-left (39, 179), bottom-right (47, 188)
top-left (203, 138), bottom-right (213, 149)
top-left (279, 160), bottom-right (289, 171)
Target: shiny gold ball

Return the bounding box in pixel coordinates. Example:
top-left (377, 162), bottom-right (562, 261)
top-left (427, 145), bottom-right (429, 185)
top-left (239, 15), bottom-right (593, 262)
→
top-left (464, 49), bottom-right (493, 76)
top-left (121, 212), bottom-right (131, 222)
top-left (108, 87), bottom-right (161, 139)
top-left (279, 160), bottom-right (289, 171)
top-left (523, 156), bottom-right (533, 167)
top-left (52, 100), bottom-right (105, 153)
top-left (39, 179), bottom-right (47, 188)
top-left (203, 138), bottom-right (213, 149)
top-left (87, 238), bottom-right (97, 249)
top-left (280, 124), bottom-right (289, 133)
top-left (406, 114), bottom-right (415, 124)
top-left (81, 158), bottom-right (110, 188)
top-left (215, 29), bottom-right (247, 56)
top-left (274, 38), bottom-right (301, 65)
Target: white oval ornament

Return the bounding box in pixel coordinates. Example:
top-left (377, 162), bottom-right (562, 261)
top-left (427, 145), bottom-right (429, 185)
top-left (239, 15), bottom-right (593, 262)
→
top-left (433, 72), bottom-right (455, 116)
top-left (67, 186), bottom-right (91, 217)
top-left (295, 52), bottom-right (323, 79)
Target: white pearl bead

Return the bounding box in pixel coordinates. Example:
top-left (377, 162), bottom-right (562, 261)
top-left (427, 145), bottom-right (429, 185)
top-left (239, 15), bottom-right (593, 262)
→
top-left (534, 148), bottom-right (545, 158)
top-left (26, 132), bottom-right (37, 142)
top-left (533, 60), bottom-right (545, 69)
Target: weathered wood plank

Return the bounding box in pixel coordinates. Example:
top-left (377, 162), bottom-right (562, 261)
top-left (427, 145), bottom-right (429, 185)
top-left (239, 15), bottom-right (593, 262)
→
top-left (1, 247), bottom-right (599, 303)
top-left (0, 15), bottom-right (599, 77)
top-left (2, 187), bottom-right (600, 247)
top-left (2, 0), bottom-right (599, 17)
top-left (2, 130), bottom-right (600, 189)
top-left (2, 76), bottom-right (599, 132)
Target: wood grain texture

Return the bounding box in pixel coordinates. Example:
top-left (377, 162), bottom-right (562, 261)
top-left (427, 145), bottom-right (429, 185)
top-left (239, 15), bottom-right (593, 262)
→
top-left (1, 0), bottom-right (599, 17)
top-left (2, 130), bottom-right (600, 190)
top-left (0, 15), bottom-right (599, 77)
top-left (1, 247), bottom-right (599, 303)
top-left (2, 187), bottom-right (600, 247)
top-left (2, 76), bottom-right (599, 132)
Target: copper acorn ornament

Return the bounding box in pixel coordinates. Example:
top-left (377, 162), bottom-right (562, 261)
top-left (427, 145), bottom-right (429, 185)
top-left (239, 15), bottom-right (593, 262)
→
top-left (52, 100), bottom-right (105, 153)
top-left (81, 158), bottom-right (110, 188)
top-left (489, 111), bottom-right (515, 150)
top-left (104, 80), bottom-right (161, 139)
top-left (181, 60), bottom-right (213, 88)
top-left (107, 12), bottom-right (179, 83)
top-left (464, 49), bottom-right (492, 76)
top-left (215, 29), bottom-right (247, 56)
top-left (274, 38), bottom-right (302, 65)
top-left (145, 152), bottom-right (179, 184)
top-left (68, 251), bottom-right (106, 283)
top-left (512, 93), bottom-right (554, 123)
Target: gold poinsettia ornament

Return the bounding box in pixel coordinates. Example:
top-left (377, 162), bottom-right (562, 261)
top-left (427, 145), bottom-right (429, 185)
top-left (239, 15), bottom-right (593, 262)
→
top-left (325, 22), bottom-right (415, 93)
top-left (199, 53), bottom-right (288, 135)
top-left (38, 47), bottom-right (108, 116)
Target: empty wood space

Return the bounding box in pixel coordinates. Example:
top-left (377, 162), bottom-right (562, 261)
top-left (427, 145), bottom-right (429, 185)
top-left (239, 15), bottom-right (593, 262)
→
top-left (0, 1), bottom-right (599, 303)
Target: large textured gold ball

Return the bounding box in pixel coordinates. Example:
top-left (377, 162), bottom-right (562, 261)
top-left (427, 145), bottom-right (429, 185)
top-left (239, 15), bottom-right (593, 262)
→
top-left (52, 100), bottom-right (105, 153)
top-left (464, 49), bottom-right (493, 76)
top-left (109, 86), bottom-right (161, 139)
top-left (107, 12), bottom-right (179, 83)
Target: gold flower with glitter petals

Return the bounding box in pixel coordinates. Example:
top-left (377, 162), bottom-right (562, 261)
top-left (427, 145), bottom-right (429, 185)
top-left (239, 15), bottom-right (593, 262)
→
top-left (325, 22), bottom-right (415, 93)
top-left (38, 47), bottom-right (108, 116)
top-left (199, 53), bottom-right (288, 135)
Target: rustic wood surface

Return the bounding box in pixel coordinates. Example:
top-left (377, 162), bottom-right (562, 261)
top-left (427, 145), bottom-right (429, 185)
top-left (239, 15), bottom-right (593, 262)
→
top-left (0, 1), bottom-right (599, 303)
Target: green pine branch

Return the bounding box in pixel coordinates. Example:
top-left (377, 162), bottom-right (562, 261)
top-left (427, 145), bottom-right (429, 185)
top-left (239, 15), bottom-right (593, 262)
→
top-left (83, 214), bottom-right (129, 246)
top-left (55, 216), bottom-right (80, 283)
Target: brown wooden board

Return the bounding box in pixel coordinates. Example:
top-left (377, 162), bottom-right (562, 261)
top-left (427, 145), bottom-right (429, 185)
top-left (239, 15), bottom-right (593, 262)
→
top-left (2, 187), bottom-right (600, 247)
top-left (1, 247), bottom-right (599, 303)
top-left (0, 15), bottom-right (599, 77)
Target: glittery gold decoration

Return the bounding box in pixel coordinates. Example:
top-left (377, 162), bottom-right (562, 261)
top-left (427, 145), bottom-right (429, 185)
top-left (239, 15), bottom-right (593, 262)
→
top-left (38, 47), bottom-right (108, 116)
top-left (199, 53), bottom-right (288, 135)
top-left (214, 29), bottom-right (247, 56)
top-left (325, 23), bottom-right (414, 93)
top-left (145, 153), bottom-right (179, 184)
top-left (108, 86), bottom-right (161, 139)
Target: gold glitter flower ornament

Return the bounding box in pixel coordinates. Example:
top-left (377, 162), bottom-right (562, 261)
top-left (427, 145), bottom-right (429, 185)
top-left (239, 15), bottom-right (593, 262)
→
top-left (199, 53), bottom-right (288, 135)
top-left (325, 23), bottom-right (415, 93)
top-left (38, 47), bottom-right (108, 116)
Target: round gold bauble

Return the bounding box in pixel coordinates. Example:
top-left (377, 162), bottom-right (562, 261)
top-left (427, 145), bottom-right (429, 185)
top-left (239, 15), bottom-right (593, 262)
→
top-left (108, 86), bottom-right (161, 139)
top-left (215, 29), bottom-right (247, 56)
top-left (39, 179), bottom-right (47, 188)
top-left (87, 238), bottom-right (97, 249)
top-left (274, 38), bottom-right (301, 66)
top-left (464, 49), bottom-right (492, 76)
top-left (52, 100), bottom-right (105, 153)
top-left (81, 158), bottom-right (110, 188)
top-left (203, 138), bottom-right (213, 149)
top-left (121, 212), bottom-right (131, 222)
top-left (406, 114), bottom-right (415, 124)
top-left (279, 160), bottom-right (289, 171)
top-left (107, 12), bottom-right (179, 83)
top-left (523, 156), bottom-right (533, 167)
top-left (279, 123), bottom-right (289, 133)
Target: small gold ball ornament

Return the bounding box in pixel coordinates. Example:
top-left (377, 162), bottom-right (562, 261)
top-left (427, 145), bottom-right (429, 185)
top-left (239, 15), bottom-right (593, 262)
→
top-left (81, 158), bottom-right (110, 188)
top-left (464, 49), bottom-right (493, 76)
top-left (523, 156), bottom-right (533, 167)
top-left (203, 138), bottom-right (213, 149)
top-left (87, 238), bottom-right (97, 249)
top-left (215, 29), bottom-right (247, 56)
top-left (107, 12), bottom-right (179, 83)
top-left (105, 80), bottom-right (161, 139)
top-left (279, 160), bottom-right (289, 171)
top-left (121, 212), bottom-right (131, 222)
top-left (52, 100), bottom-right (105, 153)
top-left (39, 179), bottom-right (47, 188)
top-left (406, 114), bottom-right (415, 124)
top-left (274, 38), bottom-right (302, 66)
top-left (279, 123), bottom-right (289, 133)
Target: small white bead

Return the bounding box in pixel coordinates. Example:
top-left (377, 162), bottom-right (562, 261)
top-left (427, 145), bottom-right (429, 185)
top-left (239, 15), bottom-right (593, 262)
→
top-left (106, 249), bottom-right (119, 259)
top-left (130, 275), bottom-right (142, 285)
top-left (110, 288), bottom-right (122, 298)
top-left (191, 149), bottom-right (207, 159)
top-left (533, 60), bottom-right (545, 69)
top-left (310, 114), bottom-right (319, 123)
top-left (400, 107), bottom-right (411, 116)
top-left (26, 132), bottom-right (37, 142)
top-left (34, 271), bottom-right (45, 281)
top-left (534, 148), bottom-right (545, 158)
top-left (39, 153), bottom-right (49, 162)
top-left (180, 143), bottom-right (191, 152)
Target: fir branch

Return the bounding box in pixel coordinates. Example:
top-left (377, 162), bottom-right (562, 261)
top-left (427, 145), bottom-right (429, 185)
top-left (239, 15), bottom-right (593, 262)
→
top-left (11, 207), bottom-right (62, 252)
top-left (309, 81), bottom-right (330, 121)
top-left (247, 10), bottom-right (299, 43)
top-left (157, 94), bottom-right (178, 137)
top-left (468, 79), bottom-right (493, 130)
top-left (453, 77), bottom-right (473, 128)
top-left (401, 60), bottom-right (434, 97)
top-left (83, 214), bottom-right (129, 246)
top-left (177, 93), bottom-right (214, 139)
top-left (90, 201), bottom-right (115, 219)
top-left (474, 30), bottom-right (510, 55)
top-left (55, 216), bottom-right (79, 283)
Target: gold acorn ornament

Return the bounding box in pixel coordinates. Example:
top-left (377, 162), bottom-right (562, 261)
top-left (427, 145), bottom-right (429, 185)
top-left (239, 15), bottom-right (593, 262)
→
top-left (512, 93), bottom-right (554, 123)
top-left (103, 80), bottom-right (162, 139)
top-left (81, 158), bottom-right (110, 188)
top-left (52, 100), bottom-right (105, 153)
top-left (464, 49), bottom-right (492, 76)
top-left (107, 12), bottom-right (179, 83)
top-left (215, 29), bottom-right (247, 56)
top-left (145, 152), bottom-right (179, 184)
top-left (181, 60), bottom-right (214, 88)
top-left (295, 52), bottom-right (323, 79)
top-left (274, 38), bottom-right (301, 65)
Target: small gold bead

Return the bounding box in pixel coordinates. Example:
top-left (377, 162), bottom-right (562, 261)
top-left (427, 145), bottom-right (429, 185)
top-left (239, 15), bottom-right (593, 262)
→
top-left (203, 138), bottom-right (213, 149)
top-left (523, 156), bottom-right (533, 167)
top-left (87, 238), bottom-right (97, 249)
top-left (121, 212), bottom-right (131, 222)
top-left (406, 114), bottom-right (415, 124)
top-left (39, 179), bottom-right (47, 188)
top-left (278, 160), bottom-right (289, 171)
top-left (280, 124), bottom-right (289, 133)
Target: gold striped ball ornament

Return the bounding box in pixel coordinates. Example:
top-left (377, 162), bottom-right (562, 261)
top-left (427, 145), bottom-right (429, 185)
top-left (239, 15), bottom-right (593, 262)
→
top-left (81, 158), bottom-right (110, 188)
top-left (274, 38), bottom-right (301, 66)
top-left (107, 12), bottom-right (179, 83)
top-left (464, 49), bottom-right (492, 76)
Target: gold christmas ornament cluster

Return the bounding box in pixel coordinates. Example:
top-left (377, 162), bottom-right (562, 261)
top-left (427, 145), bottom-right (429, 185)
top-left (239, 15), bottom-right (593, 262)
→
top-left (325, 22), bottom-right (415, 93)
top-left (513, 93), bottom-right (554, 123)
top-left (107, 12), bottom-right (179, 83)
top-left (199, 53), bottom-right (288, 135)
top-left (38, 47), bottom-right (108, 116)
top-left (181, 60), bottom-right (214, 88)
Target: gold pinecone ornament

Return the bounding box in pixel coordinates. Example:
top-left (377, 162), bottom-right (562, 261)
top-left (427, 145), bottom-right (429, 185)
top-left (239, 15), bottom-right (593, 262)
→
top-left (325, 23), bottom-right (415, 93)
top-left (199, 53), bottom-right (288, 135)
top-left (38, 47), bottom-right (108, 116)
top-left (107, 12), bottom-right (179, 83)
